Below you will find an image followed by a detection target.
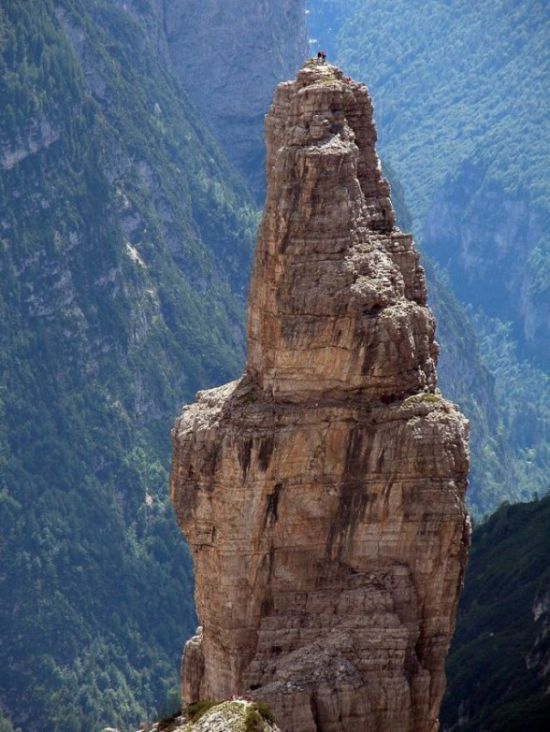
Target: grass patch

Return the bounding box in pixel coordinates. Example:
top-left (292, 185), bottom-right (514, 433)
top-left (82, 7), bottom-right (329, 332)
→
top-left (252, 702), bottom-right (275, 723)
top-left (244, 702), bottom-right (276, 730)
top-left (186, 700), bottom-right (219, 723)
top-left (403, 392), bottom-right (442, 407)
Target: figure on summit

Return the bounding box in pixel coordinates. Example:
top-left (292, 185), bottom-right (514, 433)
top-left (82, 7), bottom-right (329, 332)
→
top-left (317, 50), bottom-right (327, 62)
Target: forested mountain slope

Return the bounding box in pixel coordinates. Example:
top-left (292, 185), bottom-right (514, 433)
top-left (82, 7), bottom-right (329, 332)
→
top-left (0, 1), bottom-right (255, 729)
top-left (443, 495), bottom-right (550, 731)
top-left (308, 0), bottom-right (549, 508)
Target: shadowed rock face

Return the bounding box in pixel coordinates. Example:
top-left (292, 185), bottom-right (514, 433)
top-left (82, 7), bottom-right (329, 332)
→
top-left (171, 62), bottom-right (470, 732)
top-left (163, 0), bottom-right (307, 199)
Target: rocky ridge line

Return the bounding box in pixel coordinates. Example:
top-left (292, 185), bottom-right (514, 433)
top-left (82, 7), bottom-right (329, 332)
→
top-left (171, 61), bottom-right (470, 731)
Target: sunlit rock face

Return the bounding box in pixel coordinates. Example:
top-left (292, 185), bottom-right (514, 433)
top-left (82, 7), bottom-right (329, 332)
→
top-left (171, 62), bottom-right (470, 732)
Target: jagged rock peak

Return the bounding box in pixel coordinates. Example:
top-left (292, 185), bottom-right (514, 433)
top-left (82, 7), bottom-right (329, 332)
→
top-left (171, 61), bottom-right (470, 732)
top-left (264, 61), bottom-right (395, 232)
top-left (248, 61), bottom-right (436, 402)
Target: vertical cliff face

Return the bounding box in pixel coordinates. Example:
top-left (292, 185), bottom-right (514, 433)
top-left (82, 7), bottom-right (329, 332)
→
top-left (162, 0), bottom-right (307, 198)
top-left (171, 62), bottom-right (470, 732)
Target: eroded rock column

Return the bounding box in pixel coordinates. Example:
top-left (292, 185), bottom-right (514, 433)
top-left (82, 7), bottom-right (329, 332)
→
top-left (171, 62), bottom-right (470, 732)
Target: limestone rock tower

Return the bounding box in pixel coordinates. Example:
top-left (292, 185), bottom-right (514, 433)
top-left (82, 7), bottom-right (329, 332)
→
top-left (170, 62), bottom-right (470, 732)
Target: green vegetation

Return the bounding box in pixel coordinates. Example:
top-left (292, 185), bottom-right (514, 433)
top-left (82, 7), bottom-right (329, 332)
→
top-left (244, 706), bottom-right (266, 732)
top-left (330, 0), bottom-right (549, 220)
top-left (402, 392), bottom-right (442, 406)
top-left (0, 1), bottom-right (255, 730)
top-left (443, 495), bottom-right (550, 730)
top-left (182, 701), bottom-right (277, 731)
top-left (0, 715), bottom-right (18, 732)
top-left (426, 266), bottom-right (514, 517)
top-left (187, 700), bottom-right (219, 723)
top-left (252, 702), bottom-right (275, 724)
top-left (472, 313), bottom-right (549, 506)
top-left (155, 687), bottom-right (182, 726)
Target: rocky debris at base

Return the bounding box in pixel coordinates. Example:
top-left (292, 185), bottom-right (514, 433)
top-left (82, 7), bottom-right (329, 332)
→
top-left (136, 700), bottom-right (280, 732)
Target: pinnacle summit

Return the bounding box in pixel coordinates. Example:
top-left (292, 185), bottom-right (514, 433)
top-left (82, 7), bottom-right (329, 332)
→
top-left (170, 62), bottom-right (470, 732)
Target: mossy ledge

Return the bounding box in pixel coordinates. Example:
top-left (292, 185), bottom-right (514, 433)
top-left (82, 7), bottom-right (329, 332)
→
top-left (140, 700), bottom-right (279, 732)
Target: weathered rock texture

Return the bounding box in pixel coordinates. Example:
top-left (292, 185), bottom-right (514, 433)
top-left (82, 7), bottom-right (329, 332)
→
top-left (163, 0), bottom-right (307, 198)
top-left (171, 62), bottom-right (470, 732)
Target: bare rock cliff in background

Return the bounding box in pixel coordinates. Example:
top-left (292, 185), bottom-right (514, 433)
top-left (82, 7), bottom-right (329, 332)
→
top-left (171, 62), bottom-right (470, 732)
top-left (163, 0), bottom-right (307, 199)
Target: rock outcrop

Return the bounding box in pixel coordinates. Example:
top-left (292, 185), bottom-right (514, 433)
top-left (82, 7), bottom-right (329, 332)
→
top-left (171, 61), bottom-right (470, 732)
top-left (136, 700), bottom-right (280, 732)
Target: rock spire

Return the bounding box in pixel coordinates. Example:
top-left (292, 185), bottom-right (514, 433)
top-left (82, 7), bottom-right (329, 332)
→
top-left (171, 61), bottom-right (470, 732)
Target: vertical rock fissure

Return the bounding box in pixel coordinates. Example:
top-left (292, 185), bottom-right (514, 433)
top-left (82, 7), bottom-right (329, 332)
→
top-left (171, 61), bottom-right (470, 732)
top-left (309, 691), bottom-right (322, 732)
